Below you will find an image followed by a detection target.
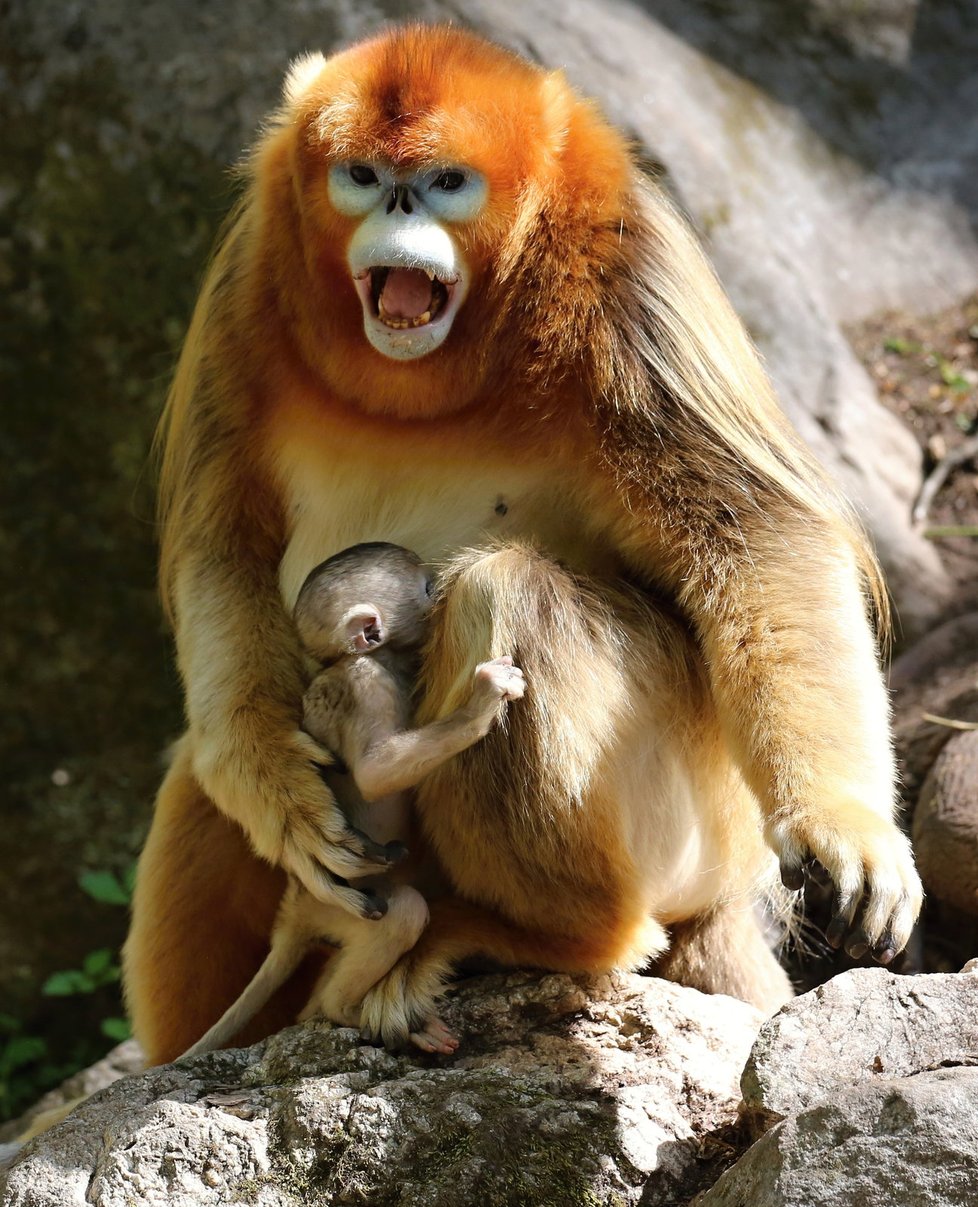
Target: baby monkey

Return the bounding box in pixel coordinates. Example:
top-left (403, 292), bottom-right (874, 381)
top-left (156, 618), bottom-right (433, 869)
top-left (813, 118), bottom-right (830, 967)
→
top-left (182, 542), bottom-right (525, 1057)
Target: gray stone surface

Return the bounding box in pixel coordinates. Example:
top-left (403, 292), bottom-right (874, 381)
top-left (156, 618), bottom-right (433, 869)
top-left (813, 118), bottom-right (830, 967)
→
top-left (742, 966), bottom-right (978, 1125)
top-left (0, 973), bottom-right (763, 1207)
top-left (914, 730), bottom-right (978, 915)
top-left (698, 1067), bottom-right (978, 1207)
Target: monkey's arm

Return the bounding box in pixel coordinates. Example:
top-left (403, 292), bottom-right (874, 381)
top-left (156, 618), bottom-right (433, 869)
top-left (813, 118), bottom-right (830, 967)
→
top-left (351, 657), bottom-right (524, 801)
top-left (589, 185), bottom-right (921, 961)
top-left (173, 544), bottom-right (400, 916)
top-left (159, 350), bottom-right (400, 917)
top-left (594, 430), bottom-right (921, 967)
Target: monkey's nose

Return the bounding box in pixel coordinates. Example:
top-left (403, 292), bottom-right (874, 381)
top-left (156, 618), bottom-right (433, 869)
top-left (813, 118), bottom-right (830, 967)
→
top-left (386, 184), bottom-right (413, 215)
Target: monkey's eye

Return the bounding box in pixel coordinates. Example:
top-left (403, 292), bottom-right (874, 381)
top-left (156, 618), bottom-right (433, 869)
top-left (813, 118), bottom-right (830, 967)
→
top-left (431, 169), bottom-right (466, 193)
top-left (424, 578), bottom-right (434, 597)
top-left (349, 164), bottom-right (380, 186)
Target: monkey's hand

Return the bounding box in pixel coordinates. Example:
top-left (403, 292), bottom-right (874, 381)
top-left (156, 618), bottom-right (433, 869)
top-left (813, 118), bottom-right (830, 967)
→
top-left (767, 801), bottom-right (923, 963)
top-left (196, 728), bottom-right (403, 920)
top-left (464, 656), bottom-right (526, 730)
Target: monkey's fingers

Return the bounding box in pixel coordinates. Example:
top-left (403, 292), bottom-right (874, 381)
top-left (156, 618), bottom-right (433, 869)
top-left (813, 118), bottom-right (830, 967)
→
top-left (282, 826), bottom-right (392, 918)
top-left (344, 828), bottom-right (408, 867)
top-left (309, 867), bottom-right (388, 920)
top-left (770, 807), bottom-right (922, 963)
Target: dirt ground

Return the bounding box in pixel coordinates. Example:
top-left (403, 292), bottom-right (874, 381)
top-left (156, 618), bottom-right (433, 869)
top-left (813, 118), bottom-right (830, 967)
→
top-left (847, 294), bottom-right (978, 615)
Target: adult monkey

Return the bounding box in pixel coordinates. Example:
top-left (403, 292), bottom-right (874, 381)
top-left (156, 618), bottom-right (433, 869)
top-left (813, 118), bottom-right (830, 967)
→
top-left (123, 24), bottom-right (921, 1060)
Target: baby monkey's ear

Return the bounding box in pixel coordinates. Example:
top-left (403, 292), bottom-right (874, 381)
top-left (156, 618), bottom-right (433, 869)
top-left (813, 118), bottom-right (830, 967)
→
top-left (344, 606), bottom-right (386, 653)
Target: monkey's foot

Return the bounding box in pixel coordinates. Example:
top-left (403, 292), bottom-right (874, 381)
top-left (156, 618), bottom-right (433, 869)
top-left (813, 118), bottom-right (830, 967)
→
top-left (768, 800), bottom-right (923, 963)
top-left (358, 949), bottom-right (449, 1051)
top-left (409, 1015), bottom-right (459, 1056)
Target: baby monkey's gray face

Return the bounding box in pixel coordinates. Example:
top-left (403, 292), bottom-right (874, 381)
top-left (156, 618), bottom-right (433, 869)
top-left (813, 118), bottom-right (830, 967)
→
top-left (294, 542), bottom-right (434, 663)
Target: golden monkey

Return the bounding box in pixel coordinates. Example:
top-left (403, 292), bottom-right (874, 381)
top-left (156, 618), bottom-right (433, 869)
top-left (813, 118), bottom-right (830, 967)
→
top-left (123, 24), bottom-right (922, 1061)
top-left (180, 542), bottom-right (524, 1058)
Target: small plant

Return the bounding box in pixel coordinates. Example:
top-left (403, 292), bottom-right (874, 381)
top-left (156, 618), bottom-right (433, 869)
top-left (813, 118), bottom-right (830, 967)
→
top-left (0, 865), bottom-right (136, 1121)
top-left (39, 867), bottom-right (135, 1042)
top-left (883, 336), bottom-right (922, 356)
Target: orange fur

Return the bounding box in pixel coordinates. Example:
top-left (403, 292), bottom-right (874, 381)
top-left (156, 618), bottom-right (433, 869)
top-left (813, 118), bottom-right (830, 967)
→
top-left (127, 25), bottom-right (921, 1061)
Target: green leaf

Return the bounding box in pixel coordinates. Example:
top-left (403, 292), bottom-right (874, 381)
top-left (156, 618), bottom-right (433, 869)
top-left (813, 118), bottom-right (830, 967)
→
top-left (122, 863), bottom-right (138, 895)
top-left (1, 1036), bottom-right (47, 1071)
top-left (82, 948), bottom-right (115, 977)
top-left (0, 1013), bottom-right (21, 1035)
top-left (100, 1018), bottom-right (132, 1042)
top-left (883, 337), bottom-right (920, 356)
top-left (79, 870), bottom-right (130, 906)
top-left (925, 525), bottom-right (978, 538)
top-left (42, 969), bottom-right (94, 996)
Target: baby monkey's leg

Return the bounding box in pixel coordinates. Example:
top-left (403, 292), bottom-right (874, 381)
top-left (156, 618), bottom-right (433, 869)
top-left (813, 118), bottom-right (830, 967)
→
top-left (298, 885), bottom-right (448, 1046)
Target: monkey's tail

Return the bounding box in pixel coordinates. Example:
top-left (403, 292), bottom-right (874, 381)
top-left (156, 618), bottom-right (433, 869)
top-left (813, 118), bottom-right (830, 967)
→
top-left (179, 931), bottom-right (309, 1060)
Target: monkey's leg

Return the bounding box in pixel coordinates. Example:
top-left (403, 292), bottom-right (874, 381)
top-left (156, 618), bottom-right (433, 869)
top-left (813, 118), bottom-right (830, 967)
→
top-left (298, 885), bottom-right (430, 1028)
top-left (652, 903), bottom-right (792, 1015)
top-left (123, 741), bottom-right (323, 1064)
top-left (359, 894), bottom-right (647, 1049)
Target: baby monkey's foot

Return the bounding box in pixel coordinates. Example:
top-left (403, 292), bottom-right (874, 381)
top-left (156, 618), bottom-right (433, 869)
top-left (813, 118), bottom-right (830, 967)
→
top-left (409, 1015), bottom-right (459, 1056)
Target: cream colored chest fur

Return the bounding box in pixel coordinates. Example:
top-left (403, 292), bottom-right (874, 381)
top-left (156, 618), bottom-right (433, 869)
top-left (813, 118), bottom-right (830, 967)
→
top-left (275, 438), bottom-right (621, 609)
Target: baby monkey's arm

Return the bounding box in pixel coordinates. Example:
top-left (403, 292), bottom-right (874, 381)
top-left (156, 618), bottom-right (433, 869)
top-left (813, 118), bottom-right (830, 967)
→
top-left (354, 657), bottom-right (525, 802)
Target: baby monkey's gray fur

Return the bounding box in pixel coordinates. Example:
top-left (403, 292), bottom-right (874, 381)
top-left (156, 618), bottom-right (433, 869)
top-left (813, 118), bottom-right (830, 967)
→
top-left (181, 542), bottom-right (525, 1057)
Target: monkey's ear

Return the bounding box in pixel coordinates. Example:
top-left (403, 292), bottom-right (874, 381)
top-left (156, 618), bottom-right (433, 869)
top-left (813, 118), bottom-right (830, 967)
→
top-left (344, 607), bottom-right (385, 653)
top-left (283, 52), bottom-right (327, 106)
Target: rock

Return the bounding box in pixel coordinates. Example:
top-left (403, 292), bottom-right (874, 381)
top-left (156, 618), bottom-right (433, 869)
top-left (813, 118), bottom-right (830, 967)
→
top-left (742, 966), bottom-right (978, 1127)
top-left (702, 966), bottom-right (978, 1204)
top-left (0, 972), bottom-right (763, 1207)
top-left (890, 613), bottom-right (978, 810)
top-left (889, 613), bottom-right (978, 693)
top-left (913, 730), bottom-right (978, 915)
top-left (697, 1067), bottom-right (978, 1207)
top-left (0, 1040), bottom-right (144, 1147)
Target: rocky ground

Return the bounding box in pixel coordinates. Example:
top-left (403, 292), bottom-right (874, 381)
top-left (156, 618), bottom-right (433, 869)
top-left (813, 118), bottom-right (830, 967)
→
top-left (848, 293), bottom-right (978, 615)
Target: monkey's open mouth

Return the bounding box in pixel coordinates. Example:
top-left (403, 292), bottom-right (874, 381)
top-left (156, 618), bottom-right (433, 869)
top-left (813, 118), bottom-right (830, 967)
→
top-left (360, 267), bottom-right (455, 329)
top-left (350, 260), bottom-right (468, 360)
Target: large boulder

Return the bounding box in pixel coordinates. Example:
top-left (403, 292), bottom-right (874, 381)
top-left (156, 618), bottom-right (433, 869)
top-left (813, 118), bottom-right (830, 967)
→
top-left (741, 965), bottom-right (978, 1128)
top-left (698, 1068), bottom-right (978, 1207)
top-left (700, 965), bottom-right (978, 1206)
top-left (0, 973), bottom-right (764, 1207)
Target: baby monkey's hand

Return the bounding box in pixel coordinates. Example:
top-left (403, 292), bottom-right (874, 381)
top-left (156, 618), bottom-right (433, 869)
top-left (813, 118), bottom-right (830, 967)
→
top-left (466, 656), bottom-right (526, 730)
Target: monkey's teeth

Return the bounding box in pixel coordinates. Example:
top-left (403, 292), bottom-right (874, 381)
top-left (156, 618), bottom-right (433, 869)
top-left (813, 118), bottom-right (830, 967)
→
top-left (377, 306), bottom-right (436, 329)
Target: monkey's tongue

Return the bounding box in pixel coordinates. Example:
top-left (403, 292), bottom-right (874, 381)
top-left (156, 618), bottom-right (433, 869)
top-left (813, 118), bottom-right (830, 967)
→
top-left (379, 268), bottom-right (435, 320)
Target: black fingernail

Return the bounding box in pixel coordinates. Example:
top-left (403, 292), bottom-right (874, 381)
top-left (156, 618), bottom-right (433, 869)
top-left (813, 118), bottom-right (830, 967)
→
top-left (846, 938), bottom-right (869, 960)
top-left (826, 918), bottom-right (847, 948)
top-left (780, 864), bottom-right (804, 891)
top-left (361, 893), bottom-right (389, 920)
top-left (350, 826), bottom-right (394, 862)
top-left (382, 841), bottom-right (408, 864)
